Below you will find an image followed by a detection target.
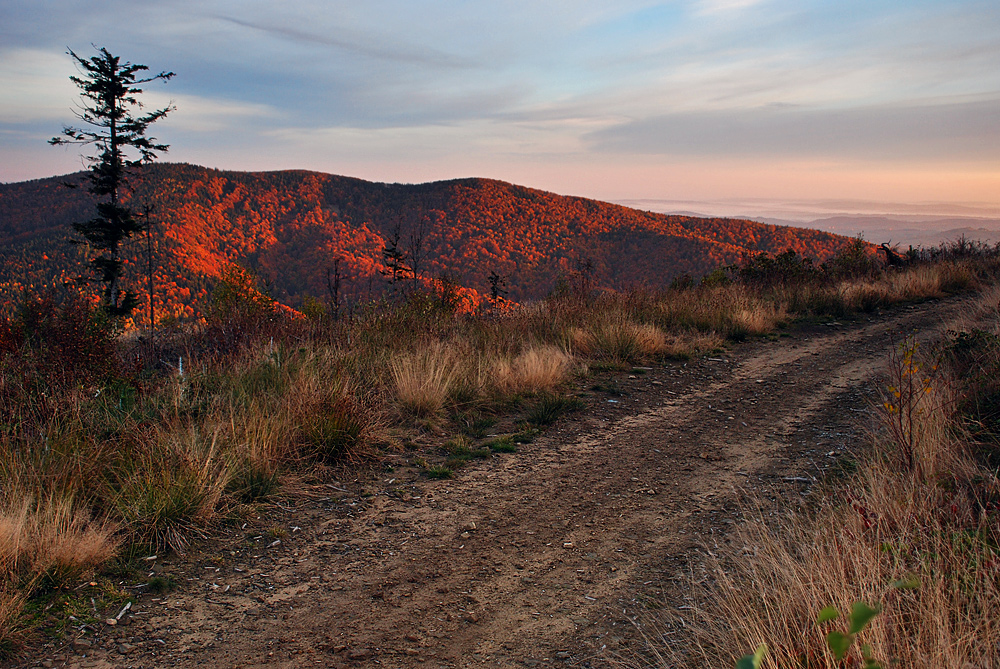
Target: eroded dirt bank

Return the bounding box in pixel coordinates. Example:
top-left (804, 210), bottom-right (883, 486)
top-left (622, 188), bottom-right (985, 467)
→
top-left (23, 297), bottom-right (981, 669)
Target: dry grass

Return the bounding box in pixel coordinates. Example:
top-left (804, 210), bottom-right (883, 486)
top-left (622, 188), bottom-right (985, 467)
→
top-left (0, 494), bottom-right (118, 654)
top-left (570, 319), bottom-right (670, 363)
top-left (663, 460), bottom-right (1000, 668)
top-left (390, 341), bottom-right (460, 416)
top-left (669, 467), bottom-right (1000, 669)
top-left (654, 286), bottom-right (788, 340)
top-left (641, 330), bottom-right (1000, 669)
top-left (493, 344), bottom-right (575, 394)
top-left (28, 497), bottom-right (120, 586)
top-left (1, 247), bottom-right (996, 653)
top-left (829, 261), bottom-right (979, 314)
top-left (662, 330), bottom-right (726, 358)
top-left (0, 585), bottom-right (25, 657)
top-left (2, 497), bottom-right (118, 586)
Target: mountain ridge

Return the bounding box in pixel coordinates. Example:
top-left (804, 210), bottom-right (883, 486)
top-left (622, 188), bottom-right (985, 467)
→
top-left (0, 163), bottom-right (855, 319)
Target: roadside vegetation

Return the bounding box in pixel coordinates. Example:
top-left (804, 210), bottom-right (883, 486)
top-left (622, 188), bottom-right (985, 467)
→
top-left (635, 264), bottom-right (1000, 667)
top-left (1, 238), bottom-right (998, 656)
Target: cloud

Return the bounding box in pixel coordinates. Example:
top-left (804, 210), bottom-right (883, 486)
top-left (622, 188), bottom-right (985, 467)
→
top-left (0, 48), bottom-right (81, 123)
top-left (585, 97), bottom-right (1000, 161)
top-left (211, 14), bottom-right (479, 69)
top-left (694, 0), bottom-right (770, 15)
top-left (142, 92), bottom-right (279, 133)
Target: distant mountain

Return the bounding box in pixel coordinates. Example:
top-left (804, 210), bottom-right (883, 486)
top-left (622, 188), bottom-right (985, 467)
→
top-left (0, 163), bottom-right (855, 319)
top-left (798, 215), bottom-right (1000, 249)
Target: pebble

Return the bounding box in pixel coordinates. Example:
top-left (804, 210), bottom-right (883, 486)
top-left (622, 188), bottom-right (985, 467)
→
top-left (346, 648), bottom-right (370, 661)
top-left (463, 521), bottom-right (477, 531)
top-left (460, 531), bottom-right (471, 539)
top-left (105, 618), bottom-right (117, 626)
top-left (562, 542), bottom-right (575, 549)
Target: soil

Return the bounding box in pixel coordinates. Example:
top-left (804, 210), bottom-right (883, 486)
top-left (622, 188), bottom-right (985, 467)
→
top-left (18, 296), bottom-right (986, 669)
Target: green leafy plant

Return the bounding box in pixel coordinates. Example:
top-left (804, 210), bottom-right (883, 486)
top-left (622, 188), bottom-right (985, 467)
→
top-left (817, 602), bottom-right (883, 667)
top-left (736, 576), bottom-right (920, 669)
top-left (735, 643), bottom-right (767, 669)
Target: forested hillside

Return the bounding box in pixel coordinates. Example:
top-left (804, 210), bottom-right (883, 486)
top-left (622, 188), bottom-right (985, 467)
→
top-left (0, 163), bottom-right (852, 319)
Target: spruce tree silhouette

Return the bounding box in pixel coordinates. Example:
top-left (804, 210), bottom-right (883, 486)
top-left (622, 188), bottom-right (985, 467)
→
top-left (50, 47), bottom-right (174, 317)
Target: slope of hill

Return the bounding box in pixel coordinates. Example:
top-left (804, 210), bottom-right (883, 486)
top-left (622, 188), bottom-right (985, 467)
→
top-left (0, 163), bottom-right (853, 319)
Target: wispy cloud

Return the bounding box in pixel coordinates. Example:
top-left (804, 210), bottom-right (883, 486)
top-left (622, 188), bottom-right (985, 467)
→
top-left (143, 92), bottom-right (279, 133)
top-left (694, 0), bottom-right (770, 15)
top-left (0, 48), bottom-right (81, 123)
top-left (211, 14), bottom-right (479, 69)
top-left (585, 97), bottom-right (1000, 162)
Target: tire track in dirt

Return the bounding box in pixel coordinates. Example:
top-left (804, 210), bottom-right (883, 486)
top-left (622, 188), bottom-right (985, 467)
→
top-left (28, 297), bottom-right (983, 669)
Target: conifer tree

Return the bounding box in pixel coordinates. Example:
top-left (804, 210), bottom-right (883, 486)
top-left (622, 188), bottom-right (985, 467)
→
top-left (50, 47), bottom-right (174, 317)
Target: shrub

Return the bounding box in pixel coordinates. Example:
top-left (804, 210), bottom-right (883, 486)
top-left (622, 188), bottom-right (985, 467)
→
top-left (204, 264), bottom-right (301, 353)
top-left (822, 237), bottom-right (882, 281)
top-left (732, 249), bottom-right (819, 289)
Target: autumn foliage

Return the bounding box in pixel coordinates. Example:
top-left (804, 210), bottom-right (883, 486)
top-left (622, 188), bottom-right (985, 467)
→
top-left (0, 163), bottom-right (853, 321)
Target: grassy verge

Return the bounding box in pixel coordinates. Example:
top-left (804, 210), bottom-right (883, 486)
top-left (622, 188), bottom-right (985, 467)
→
top-left (634, 280), bottom-right (1000, 668)
top-left (0, 240), bottom-right (997, 655)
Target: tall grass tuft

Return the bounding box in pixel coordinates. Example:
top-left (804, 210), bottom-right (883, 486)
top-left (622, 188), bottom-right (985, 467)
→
top-left (391, 342), bottom-right (459, 417)
top-left (0, 495), bottom-right (118, 657)
top-left (494, 344), bottom-right (575, 394)
top-left (112, 427), bottom-right (229, 552)
top-left (570, 319), bottom-right (669, 363)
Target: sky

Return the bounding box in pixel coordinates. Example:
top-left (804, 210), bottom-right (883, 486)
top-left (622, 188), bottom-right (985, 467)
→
top-left (2, 0), bottom-right (999, 215)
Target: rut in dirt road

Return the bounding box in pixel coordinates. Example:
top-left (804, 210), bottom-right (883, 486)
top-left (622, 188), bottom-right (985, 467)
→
top-left (29, 297), bottom-right (979, 669)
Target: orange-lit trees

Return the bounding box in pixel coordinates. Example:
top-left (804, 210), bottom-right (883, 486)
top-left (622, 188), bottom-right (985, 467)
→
top-left (50, 47), bottom-right (174, 317)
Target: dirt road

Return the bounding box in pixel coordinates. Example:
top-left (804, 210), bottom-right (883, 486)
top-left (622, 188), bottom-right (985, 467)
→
top-left (27, 296), bottom-right (981, 669)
